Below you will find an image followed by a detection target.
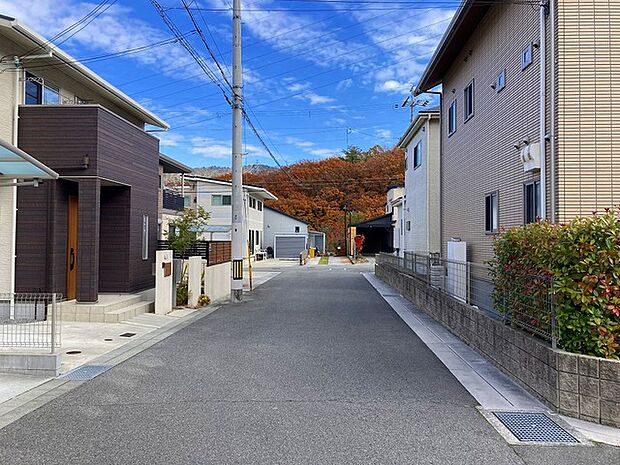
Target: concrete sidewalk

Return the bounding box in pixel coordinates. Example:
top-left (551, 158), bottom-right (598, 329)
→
top-left (0, 268), bottom-right (618, 464)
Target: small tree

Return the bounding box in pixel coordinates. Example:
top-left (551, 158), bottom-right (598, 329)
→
top-left (166, 206), bottom-right (210, 256)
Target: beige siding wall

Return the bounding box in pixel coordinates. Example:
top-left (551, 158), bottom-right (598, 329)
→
top-left (441, 3), bottom-right (543, 264)
top-left (0, 40), bottom-right (20, 294)
top-left (556, 0), bottom-right (620, 222)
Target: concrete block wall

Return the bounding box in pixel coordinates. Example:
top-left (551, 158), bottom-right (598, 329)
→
top-left (376, 262), bottom-right (620, 428)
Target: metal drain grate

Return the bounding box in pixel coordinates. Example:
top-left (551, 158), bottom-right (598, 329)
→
top-left (61, 365), bottom-right (112, 380)
top-left (493, 412), bottom-right (578, 444)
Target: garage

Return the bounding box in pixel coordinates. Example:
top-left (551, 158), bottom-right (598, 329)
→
top-left (274, 235), bottom-right (307, 259)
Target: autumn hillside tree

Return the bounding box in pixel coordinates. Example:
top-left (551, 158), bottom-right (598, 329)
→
top-left (217, 145), bottom-right (404, 251)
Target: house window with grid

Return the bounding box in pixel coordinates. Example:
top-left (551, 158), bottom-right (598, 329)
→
top-left (413, 141), bottom-right (422, 169)
top-left (448, 100), bottom-right (457, 135)
top-left (524, 181), bottom-right (541, 224)
top-left (464, 80), bottom-right (474, 121)
top-left (485, 192), bottom-right (499, 233)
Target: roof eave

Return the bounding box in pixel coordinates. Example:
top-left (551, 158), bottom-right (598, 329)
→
top-left (415, 1), bottom-right (490, 95)
top-left (4, 18), bottom-right (169, 129)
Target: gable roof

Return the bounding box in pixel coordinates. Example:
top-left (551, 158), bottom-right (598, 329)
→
top-left (264, 206), bottom-right (309, 225)
top-left (414, 1), bottom-right (492, 94)
top-left (0, 15), bottom-right (168, 129)
top-left (397, 107), bottom-right (440, 148)
top-left (183, 175), bottom-right (278, 201)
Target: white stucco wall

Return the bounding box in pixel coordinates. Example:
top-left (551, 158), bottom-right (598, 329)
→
top-left (263, 208), bottom-right (308, 251)
top-left (204, 261), bottom-right (231, 302)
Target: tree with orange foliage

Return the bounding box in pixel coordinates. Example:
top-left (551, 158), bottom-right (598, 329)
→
top-left (217, 145), bottom-right (404, 251)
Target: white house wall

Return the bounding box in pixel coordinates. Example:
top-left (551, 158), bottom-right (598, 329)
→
top-left (263, 208), bottom-right (308, 251)
top-left (403, 115), bottom-right (441, 255)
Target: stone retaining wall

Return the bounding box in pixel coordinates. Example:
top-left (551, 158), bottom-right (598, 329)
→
top-left (376, 262), bottom-right (620, 427)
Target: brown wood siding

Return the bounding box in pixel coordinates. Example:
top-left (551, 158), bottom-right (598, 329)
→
top-left (16, 180), bottom-right (76, 296)
top-left (556, 0), bottom-right (620, 222)
top-left (96, 109), bottom-right (159, 292)
top-left (99, 187), bottom-right (131, 292)
top-left (440, 3), bottom-right (543, 264)
top-left (16, 105), bottom-right (159, 299)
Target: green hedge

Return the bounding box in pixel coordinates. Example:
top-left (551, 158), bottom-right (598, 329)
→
top-left (490, 208), bottom-right (620, 359)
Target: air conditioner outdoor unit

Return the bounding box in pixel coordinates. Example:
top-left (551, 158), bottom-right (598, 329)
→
top-left (521, 142), bottom-right (541, 173)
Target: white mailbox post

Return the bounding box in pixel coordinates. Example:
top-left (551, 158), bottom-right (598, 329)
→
top-left (156, 250), bottom-right (173, 315)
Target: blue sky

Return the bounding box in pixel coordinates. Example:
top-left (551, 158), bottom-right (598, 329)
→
top-left (0, 0), bottom-right (454, 168)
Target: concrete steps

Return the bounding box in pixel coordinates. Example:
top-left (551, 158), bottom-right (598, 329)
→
top-left (58, 294), bottom-right (154, 323)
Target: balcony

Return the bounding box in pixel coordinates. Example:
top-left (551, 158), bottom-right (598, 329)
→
top-left (163, 188), bottom-right (184, 211)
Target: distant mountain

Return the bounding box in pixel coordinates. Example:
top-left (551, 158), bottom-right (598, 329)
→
top-left (191, 164), bottom-right (275, 178)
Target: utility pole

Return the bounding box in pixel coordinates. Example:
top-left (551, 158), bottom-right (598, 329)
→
top-left (230, 0), bottom-right (244, 301)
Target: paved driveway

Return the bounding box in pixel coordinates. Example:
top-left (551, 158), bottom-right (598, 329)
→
top-left (0, 267), bottom-right (618, 464)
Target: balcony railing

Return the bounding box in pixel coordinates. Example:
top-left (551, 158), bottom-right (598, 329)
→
top-left (163, 188), bottom-right (185, 211)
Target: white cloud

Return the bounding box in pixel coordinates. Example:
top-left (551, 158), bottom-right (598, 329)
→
top-left (156, 132), bottom-right (185, 147)
top-left (189, 136), bottom-right (269, 161)
top-left (336, 79), bottom-right (353, 92)
top-left (285, 137), bottom-right (315, 149)
top-left (375, 80), bottom-right (411, 95)
top-left (308, 148), bottom-right (338, 158)
top-left (376, 129), bottom-right (392, 139)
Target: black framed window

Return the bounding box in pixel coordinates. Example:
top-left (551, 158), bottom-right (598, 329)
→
top-left (24, 72), bottom-right (42, 104)
top-left (524, 181), bottom-right (541, 224)
top-left (464, 79), bottom-right (474, 121)
top-left (448, 100), bottom-right (457, 135)
top-left (413, 141), bottom-right (422, 169)
top-left (485, 192), bottom-right (499, 233)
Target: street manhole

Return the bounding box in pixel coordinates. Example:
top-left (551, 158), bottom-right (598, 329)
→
top-left (119, 332), bottom-right (136, 338)
top-left (61, 364), bottom-right (112, 380)
top-left (65, 350), bottom-right (82, 355)
top-left (492, 412), bottom-right (579, 444)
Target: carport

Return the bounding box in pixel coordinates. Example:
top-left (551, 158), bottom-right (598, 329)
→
top-left (351, 213), bottom-right (394, 254)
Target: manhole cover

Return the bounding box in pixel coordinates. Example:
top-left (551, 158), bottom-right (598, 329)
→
top-left (61, 364), bottom-right (112, 380)
top-left (119, 332), bottom-right (136, 338)
top-left (493, 412), bottom-right (578, 444)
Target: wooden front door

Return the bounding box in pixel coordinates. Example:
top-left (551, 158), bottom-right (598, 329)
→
top-left (67, 196), bottom-right (78, 300)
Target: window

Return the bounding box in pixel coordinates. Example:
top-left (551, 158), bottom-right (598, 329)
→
top-left (463, 80), bottom-right (474, 121)
top-left (521, 43), bottom-right (533, 70)
top-left (183, 195), bottom-right (192, 207)
top-left (524, 181), bottom-right (541, 224)
top-left (495, 69), bottom-right (506, 92)
top-left (142, 215), bottom-right (149, 260)
top-left (212, 194), bottom-right (231, 206)
top-left (258, 201), bottom-right (263, 211)
top-left (24, 72), bottom-right (60, 104)
top-left (43, 85), bottom-right (60, 104)
top-left (485, 192), bottom-right (499, 233)
top-left (25, 73), bottom-right (42, 104)
top-left (406, 221), bottom-right (411, 231)
top-left (413, 141), bottom-right (422, 169)
top-left (249, 197), bottom-right (256, 209)
top-left (404, 155), bottom-right (408, 171)
top-left (448, 100), bottom-right (457, 135)
top-left (295, 226), bottom-right (300, 233)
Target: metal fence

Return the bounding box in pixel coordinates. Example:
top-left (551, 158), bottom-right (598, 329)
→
top-left (378, 252), bottom-right (557, 347)
top-left (0, 293), bottom-right (61, 352)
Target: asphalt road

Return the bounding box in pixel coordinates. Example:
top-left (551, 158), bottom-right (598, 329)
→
top-left (1, 267), bottom-right (619, 464)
